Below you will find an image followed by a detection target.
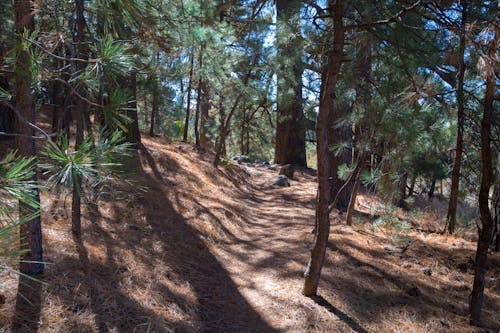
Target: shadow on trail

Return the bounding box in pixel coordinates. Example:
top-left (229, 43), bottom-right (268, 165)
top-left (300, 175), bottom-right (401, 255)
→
top-left (11, 277), bottom-right (43, 333)
top-left (311, 295), bottom-right (370, 333)
top-left (136, 146), bottom-right (279, 333)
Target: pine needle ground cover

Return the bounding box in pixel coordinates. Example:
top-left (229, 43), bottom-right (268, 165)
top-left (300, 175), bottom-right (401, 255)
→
top-left (0, 136), bottom-right (498, 333)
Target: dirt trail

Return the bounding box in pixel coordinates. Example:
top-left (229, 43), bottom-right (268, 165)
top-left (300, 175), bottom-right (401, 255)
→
top-left (1, 139), bottom-right (498, 333)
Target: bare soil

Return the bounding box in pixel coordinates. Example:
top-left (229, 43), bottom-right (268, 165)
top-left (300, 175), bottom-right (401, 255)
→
top-left (1, 136), bottom-right (499, 333)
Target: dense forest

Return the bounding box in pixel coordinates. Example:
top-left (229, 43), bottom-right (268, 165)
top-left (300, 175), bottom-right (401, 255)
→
top-left (0, 0), bottom-right (499, 332)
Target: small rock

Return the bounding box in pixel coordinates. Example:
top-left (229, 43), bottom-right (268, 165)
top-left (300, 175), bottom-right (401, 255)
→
top-left (267, 165), bottom-right (278, 171)
top-left (279, 164), bottom-right (295, 179)
top-left (273, 175), bottom-right (290, 187)
top-left (232, 155), bottom-right (251, 164)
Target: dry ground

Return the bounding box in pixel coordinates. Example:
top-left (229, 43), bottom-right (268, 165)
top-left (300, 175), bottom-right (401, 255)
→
top-left (0, 136), bottom-right (499, 333)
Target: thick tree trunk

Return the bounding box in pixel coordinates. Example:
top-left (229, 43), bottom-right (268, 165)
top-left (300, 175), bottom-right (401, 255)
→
top-left (183, 50), bottom-right (194, 142)
top-left (446, 1), bottom-right (467, 234)
top-left (14, 0), bottom-right (44, 276)
top-left (469, 27), bottom-right (496, 324)
top-left (274, 0), bottom-right (306, 166)
top-left (303, 0), bottom-right (344, 297)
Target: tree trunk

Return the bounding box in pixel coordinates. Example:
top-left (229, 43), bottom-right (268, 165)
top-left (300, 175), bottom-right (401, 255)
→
top-left (446, 1), bottom-right (467, 234)
top-left (428, 175), bottom-right (436, 200)
top-left (469, 24), bottom-right (497, 324)
top-left (303, 0), bottom-right (344, 297)
top-left (213, 97), bottom-right (226, 167)
top-left (397, 170), bottom-right (408, 209)
top-left (14, 0), bottom-right (44, 276)
top-left (240, 110), bottom-right (246, 155)
top-left (194, 50), bottom-right (203, 147)
top-left (125, 71), bottom-right (141, 145)
top-left (71, 0), bottom-right (88, 237)
top-left (183, 49), bottom-right (194, 142)
top-left (408, 172), bottom-right (417, 197)
top-left (150, 75), bottom-right (159, 137)
top-left (492, 181), bottom-right (499, 252)
top-left (199, 81), bottom-right (211, 148)
top-left (346, 155), bottom-right (365, 226)
top-left (0, 43), bottom-right (13, 142)
top-left (274, 0), bottom-right (306, 166)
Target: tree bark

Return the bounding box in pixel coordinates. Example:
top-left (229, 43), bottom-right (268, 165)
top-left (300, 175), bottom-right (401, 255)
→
top-left (125, 71), bottom-right (141, 146)
top-left (274, 0), bottom-right (306, 166)
top-left (469, 23), bottom-right (497, 324)
top-left (446, 1), bottom-right (467, 234)
top-left (408, 172), bottom-right (416, 197)
top-left (150, 75), bottom-right (159, 137)
top-left (346, 155), bottom-right (365, 226)
top-left (199, 80), bottom-right (211, 148)
top-left (0, 43), bottom-right (14, 142)
top-left (14, 0), bottom-right (44, 276)
top-left (397, 169), bottom-right (408, 209)
top-left (183, 49), bottom-right (194, 142)
top-left (303, 0), bottom-right (344, 297)
top-left (194, 49), bottom-right (203, 147)
top-left (428, 175), bottom-right (436, 200)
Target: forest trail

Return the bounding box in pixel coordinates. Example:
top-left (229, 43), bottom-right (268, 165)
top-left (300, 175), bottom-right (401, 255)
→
top-left (1, 136), bottom-right (499, 333)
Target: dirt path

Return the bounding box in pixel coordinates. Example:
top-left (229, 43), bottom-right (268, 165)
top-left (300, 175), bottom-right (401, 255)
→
top-left (191, 163), bottom-right (499, 333)
top-left (2, 140), bottom-right (498, 333)
top-left (204, 165), bottom-right (367, 333)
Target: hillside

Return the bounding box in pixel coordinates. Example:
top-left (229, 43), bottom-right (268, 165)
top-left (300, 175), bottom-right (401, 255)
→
top-left (1, 136), bottom-right (499, 333)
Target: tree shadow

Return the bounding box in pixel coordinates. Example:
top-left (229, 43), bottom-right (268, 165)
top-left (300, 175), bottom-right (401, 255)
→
top-left (310, 295), bottom-right (370, 333)
top-left (11, 276), bottom-right (43, 333)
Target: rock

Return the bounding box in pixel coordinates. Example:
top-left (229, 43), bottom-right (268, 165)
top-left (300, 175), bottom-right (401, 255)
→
top-left (245, 162), bottom-right (255, 167)
top-left (267, 165), bottom-right (278, 171)
top-left (273, 175), bottom-right (290, 187)
top-left (232, 155), bottom-right (251, 164)
top-left (279, 164), bottom-right (295, 179)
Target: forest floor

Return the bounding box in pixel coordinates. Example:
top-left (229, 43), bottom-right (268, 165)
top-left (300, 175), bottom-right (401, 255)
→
top-left (1, 135), bottom-right (499, 333)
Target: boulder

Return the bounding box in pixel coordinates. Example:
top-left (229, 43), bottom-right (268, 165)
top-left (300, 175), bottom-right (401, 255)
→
top-left (232, 155), bottom-right (251, 164)
top-left (279, 164), bottom-right (294, 179)
top-left (273, 175), bottom-right (290, 187)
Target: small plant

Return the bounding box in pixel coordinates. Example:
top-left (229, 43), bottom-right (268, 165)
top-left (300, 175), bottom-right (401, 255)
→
top-left (40, 131), bottom-right (133, 233)
top-left (372, 204), bottom-right (412, 245)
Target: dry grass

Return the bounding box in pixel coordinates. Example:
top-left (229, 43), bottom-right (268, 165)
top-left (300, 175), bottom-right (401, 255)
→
top-left (0, 135), bottom-right (498, 333)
